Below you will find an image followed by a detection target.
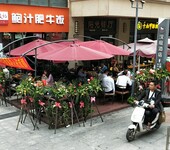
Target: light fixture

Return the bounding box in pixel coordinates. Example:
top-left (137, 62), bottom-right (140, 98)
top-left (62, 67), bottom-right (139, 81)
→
top-left (141, 0), bottom-right (146, 4)
top-left (130, 0), bottom-right (146, 9)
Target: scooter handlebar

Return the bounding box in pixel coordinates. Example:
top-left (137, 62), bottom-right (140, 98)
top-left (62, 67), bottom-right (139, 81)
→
top-left (134, 100), bottom-right (149, 108)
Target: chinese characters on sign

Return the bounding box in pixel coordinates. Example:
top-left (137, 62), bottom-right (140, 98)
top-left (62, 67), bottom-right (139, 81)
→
top-left (11, 13), bottom-right (64, 25)
top-left (0, 4), bottom-right (69, 32)
top-left (87, 20), bottom-right (114, 32)
top-left (0, 11), bottom-right (8, 25)
top-left (156, 19), bottom-right (169, 69)
top-left (137, 21), bottom-right (158, 30)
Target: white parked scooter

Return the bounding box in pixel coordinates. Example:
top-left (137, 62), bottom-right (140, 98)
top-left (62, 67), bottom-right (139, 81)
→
top-left (126, 100), bottom-right (161, 142)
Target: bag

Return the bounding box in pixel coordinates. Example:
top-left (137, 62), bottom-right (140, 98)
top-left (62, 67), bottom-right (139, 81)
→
top-left (159, 111), bottom-right (166, 124)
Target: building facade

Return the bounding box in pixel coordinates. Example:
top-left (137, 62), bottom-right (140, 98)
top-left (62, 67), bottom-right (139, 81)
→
top-left (68, 0), bottom-right (170, 44)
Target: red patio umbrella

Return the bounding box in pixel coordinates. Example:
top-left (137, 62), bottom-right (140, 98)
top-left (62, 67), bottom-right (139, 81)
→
top-left (37, 43), bottom-right (113, 61)
top-left (8, 39), bottom-right (66, 56)
top-left (79, 40), bottom-right (130, 56)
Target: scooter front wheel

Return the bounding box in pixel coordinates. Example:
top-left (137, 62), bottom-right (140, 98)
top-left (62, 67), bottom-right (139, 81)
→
top-left (126, 129), bottom-right (136, 142)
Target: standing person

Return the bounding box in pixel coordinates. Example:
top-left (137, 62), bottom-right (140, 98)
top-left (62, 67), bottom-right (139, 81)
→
top-left (42, 70), bottom-right (54, 86)
top-left (102, 70), bottom-right (115, 94)
top-left (110, 61), bottom-right (119, 77)
top-left (137, 80), bottom-right (161, 128)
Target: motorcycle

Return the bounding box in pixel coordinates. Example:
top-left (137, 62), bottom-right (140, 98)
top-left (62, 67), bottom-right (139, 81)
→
top-left (126, 100), bottom-right (161, 142)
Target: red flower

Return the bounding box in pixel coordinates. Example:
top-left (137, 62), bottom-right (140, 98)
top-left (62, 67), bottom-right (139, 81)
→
top-left (80, 101), bottom-right (84, 108)
top-left (156, 84), bottom-right (161, 89)
top-left (149, 69), bottom-right (155, 74)
top-left (91, 97), bottom-right (96, 103)
top-left (38, 100), bottom-right (45, 106)
top-left (21, 99), bottom-right (27, 105)
top-left (29, 97), bottom-right (33, 102)
top-left (165, 82), bottom-right (169, 86)
top-left (1, 88), bottom-right (4, 93)
top-left (90, 77), bottom-right (94, 80)
top-left (55, 102), bottom-right (62, 108)
top-left (140, 71), bottom-right (143, 75)
top-left (69, 102), bottom-right (73, 108)
top-left (78, 83), bottom-right (82, 86)
top-left (87, 79), bottom-right (90, 82)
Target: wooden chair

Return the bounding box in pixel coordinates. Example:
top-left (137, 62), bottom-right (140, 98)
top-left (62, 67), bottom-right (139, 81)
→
top-left (115, 86), bottom-right (129, 103)
top-left (103, 92), bottom-right (115, 104)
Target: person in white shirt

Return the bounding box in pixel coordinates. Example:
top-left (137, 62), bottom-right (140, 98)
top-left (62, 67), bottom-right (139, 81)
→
top-left (116, 70), bottom-right (132, 91)
top-left (102, 70), bottom-right (115, 93)
top-left (117, 69), bottom-right (131, 78)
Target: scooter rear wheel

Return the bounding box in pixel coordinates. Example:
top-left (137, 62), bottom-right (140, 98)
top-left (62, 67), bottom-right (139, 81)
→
top-left (126, 129), bottom-right (136, 142)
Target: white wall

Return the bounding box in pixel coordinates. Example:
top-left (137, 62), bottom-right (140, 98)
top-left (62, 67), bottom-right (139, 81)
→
top-left (70, 0), bottom-right (170, 18)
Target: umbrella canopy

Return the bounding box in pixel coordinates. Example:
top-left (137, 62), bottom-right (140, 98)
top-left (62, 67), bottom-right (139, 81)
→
top-left (126, 41), bottom-right (170, 58)
top-left (8, 39), bottom-right (66, 56)
top-left (79, 40), bottom-right (130, 56)
top-left (37, 43), bottom-right (113, 61)
top-left (137, 37), bottom-right (155, 43)
top-left (119, 37), bottom-right (170, 58)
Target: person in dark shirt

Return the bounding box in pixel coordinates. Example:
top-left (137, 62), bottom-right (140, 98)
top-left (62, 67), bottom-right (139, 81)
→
top-left (137, 80), bottom-right (161, 127)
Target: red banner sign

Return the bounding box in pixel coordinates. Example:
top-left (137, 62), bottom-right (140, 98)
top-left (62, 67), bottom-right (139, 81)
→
top-left (0, 57), bottom-right (33, 70)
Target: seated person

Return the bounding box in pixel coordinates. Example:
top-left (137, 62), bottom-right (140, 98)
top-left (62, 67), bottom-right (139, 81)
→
top-left (100, 63), bottom-right (108, 74)
top-left (43, 70), bottom-right (54, 86)
top-left (136, 80), bottom-right (161, 127)
top-left (27, 72), bottom-right (34, 81)
top-left (116, 70), bottom-right (132, 91)
top-left (77, 66), bottom-right (87, 82)
top-left (102, 70), bottom-right (115, 94)
top-left (118, 69), bottom-right (131, 78)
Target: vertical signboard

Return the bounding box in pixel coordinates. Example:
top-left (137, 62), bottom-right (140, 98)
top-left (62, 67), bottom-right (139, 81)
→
top-left (155, 19), bottom-right (169, 69)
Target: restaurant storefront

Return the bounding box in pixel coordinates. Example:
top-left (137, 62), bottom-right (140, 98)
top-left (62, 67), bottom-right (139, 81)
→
top-left (0, 3), bottom-right (69, 51)
top-left (84, 17), bottom-right (117, 43)
top-left (130, 18), bottom-right (158, 43)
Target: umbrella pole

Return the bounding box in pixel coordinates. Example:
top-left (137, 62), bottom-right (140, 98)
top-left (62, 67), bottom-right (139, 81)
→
top-left (138, 56), bottom-right (140, 71)
top-left (34, 48), bottom-right (37, 77)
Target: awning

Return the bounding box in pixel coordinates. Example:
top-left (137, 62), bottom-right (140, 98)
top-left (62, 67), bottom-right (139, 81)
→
top-left (0, 57), bottom-right (33, 70)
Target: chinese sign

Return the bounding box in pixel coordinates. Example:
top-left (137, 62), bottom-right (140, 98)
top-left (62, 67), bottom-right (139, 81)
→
top-left (11, 13), bottom-right (64, 25)
top-left (0, 11), bottom-right (8, 25)
top-left (137, 21), bottom-right (158, 30)
top-left (85, 18), bottom-right (116, 33)
top-left (155, 19), bottom-right (169, 69)
top-left (0, 57), bottom-right (33, 70)
top-left (0, 4), bottom-right (69, 32)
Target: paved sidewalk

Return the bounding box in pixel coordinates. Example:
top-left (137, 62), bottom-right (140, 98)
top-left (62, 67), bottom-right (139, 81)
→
top-left (0, 106), bottom-right (170, 150)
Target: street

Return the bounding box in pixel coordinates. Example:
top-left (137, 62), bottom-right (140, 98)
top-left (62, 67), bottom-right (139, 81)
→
top-left (0, 104), bottom-right (169, 150)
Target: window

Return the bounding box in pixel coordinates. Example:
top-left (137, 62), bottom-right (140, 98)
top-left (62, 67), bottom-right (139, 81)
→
top-left (8, 0), bottom-right (28, 4)
top-left (0, 0), bottom-right (7, 3)
top-left (50, 0), bottom-right (67, 7)
top-left (30, 0), bottom-right (48, 6)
